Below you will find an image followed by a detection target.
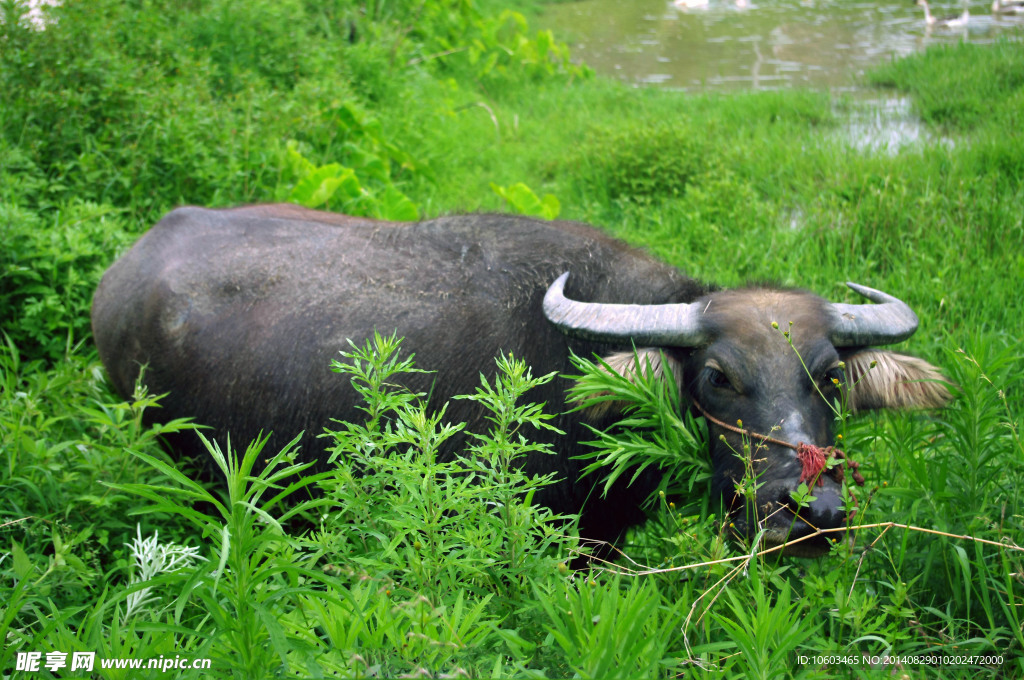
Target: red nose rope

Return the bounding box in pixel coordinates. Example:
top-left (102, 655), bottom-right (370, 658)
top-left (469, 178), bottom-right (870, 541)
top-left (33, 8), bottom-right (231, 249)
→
top-left (691, 401), bottom-right (866, 488)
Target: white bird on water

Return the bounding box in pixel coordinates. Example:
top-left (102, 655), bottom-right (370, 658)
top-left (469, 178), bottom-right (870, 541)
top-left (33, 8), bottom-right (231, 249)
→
top-left (992, 0), bottom-right (1024, 14)
top-left (674, 0), bottom-right (710, 9)
top-left (915, 0), bottom-right (969, 27)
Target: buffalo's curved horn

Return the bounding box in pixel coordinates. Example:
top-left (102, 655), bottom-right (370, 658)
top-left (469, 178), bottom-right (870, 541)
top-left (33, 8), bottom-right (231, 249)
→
top-left (829, 282), bottom-right (919, 347)
top-left (543, 272), bottom-right (708, 346)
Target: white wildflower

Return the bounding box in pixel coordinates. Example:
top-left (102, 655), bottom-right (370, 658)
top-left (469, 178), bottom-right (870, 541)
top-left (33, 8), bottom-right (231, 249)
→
top-left (123, 524), bottom-right (205, 623)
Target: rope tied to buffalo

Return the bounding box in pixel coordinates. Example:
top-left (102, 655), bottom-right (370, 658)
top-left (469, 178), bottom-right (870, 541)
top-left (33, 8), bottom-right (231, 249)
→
top-left (691, 400), bottom-right (866, 488)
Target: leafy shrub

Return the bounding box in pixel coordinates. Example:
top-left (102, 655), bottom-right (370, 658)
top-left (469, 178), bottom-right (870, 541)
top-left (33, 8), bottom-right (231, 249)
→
top-left (573, 121), bottom-right (716, 202)
top-left (182, 0), bottom-right (317, 95)
top-left (0, 202), bottom-right (134, 363)
top-left (0, 0), bottom-right (580, 218)
top-left (409, 4), bottom-right (588, 87)
top-left (275, 102), bottom-right (425, 221)
top-left (319, 333), bottom-right (574, 595)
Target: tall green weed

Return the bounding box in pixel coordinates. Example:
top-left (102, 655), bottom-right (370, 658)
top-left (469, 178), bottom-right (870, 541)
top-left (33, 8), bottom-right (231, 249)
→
top-left (318, 333), bottom-right (573, 597)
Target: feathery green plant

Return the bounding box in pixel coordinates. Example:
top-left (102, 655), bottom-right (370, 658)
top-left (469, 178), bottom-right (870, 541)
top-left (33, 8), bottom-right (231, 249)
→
top-left (568, 350), bottom-right (710, 510)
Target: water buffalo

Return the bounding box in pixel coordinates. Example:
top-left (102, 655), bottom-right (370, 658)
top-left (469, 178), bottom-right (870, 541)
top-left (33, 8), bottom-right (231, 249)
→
top-left (92, 204), bottom-right (950, 555)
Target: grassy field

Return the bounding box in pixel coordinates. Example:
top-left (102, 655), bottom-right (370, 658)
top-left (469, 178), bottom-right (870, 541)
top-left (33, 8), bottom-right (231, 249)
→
top-left (2, 0), bottom-right (1023, 677)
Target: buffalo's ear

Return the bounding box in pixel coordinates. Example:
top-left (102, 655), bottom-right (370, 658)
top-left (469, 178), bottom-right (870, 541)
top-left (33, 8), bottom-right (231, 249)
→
top-left (842, 349), bottom-right (952, 413)
top-left (577, 348), bottom-right (685, 422)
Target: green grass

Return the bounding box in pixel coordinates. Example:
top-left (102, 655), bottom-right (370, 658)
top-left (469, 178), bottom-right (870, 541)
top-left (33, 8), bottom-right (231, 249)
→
top-left (2, 0), bottom-right (1023, 677)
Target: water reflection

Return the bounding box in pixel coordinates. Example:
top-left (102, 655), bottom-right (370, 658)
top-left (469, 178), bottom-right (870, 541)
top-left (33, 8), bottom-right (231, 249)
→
top-left (540, 0), bottom-right (1023, 91)
top-left (835, 96), bottom-right (956, 153)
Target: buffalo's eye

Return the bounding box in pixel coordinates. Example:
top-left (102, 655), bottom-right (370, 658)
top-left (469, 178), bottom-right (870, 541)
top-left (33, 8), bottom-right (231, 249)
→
top-left (824, 366), bottom-right (845, 387)
top-left (706, 367), bottom-right (732, 390)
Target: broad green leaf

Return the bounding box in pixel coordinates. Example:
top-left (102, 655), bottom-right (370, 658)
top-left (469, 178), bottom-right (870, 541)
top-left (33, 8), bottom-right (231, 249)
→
top-left (539, 192), bottom-right (561, 220)
top-left (289, 164), bottom-right (358, 208)
top-left (375, 186), bottom-right (420, 222)
top-left (491, 182), bottom-right (560, 220)
top-left (11, 541), bottom-right (32, 580)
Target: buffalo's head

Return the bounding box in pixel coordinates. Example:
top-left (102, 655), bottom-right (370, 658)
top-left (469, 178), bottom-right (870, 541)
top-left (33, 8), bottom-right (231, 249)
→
top-left (544, 273), bottom-right (951, 555)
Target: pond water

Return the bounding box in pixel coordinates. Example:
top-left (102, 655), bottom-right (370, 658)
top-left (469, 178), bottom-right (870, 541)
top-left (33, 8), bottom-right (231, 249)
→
top-left (540, 0), bottom-right (1024, 92)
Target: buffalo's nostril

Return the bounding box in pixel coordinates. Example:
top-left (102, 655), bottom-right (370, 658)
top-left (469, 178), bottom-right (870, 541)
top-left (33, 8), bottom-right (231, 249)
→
top-left (788, 484), bottom-right (845, 530)
top-left (749, 478), bottom-right (850, 555)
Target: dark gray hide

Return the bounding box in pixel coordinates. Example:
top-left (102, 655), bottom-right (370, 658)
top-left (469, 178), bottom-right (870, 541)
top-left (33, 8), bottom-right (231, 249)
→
top-left (92, 204), bottom-right (949, 555)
